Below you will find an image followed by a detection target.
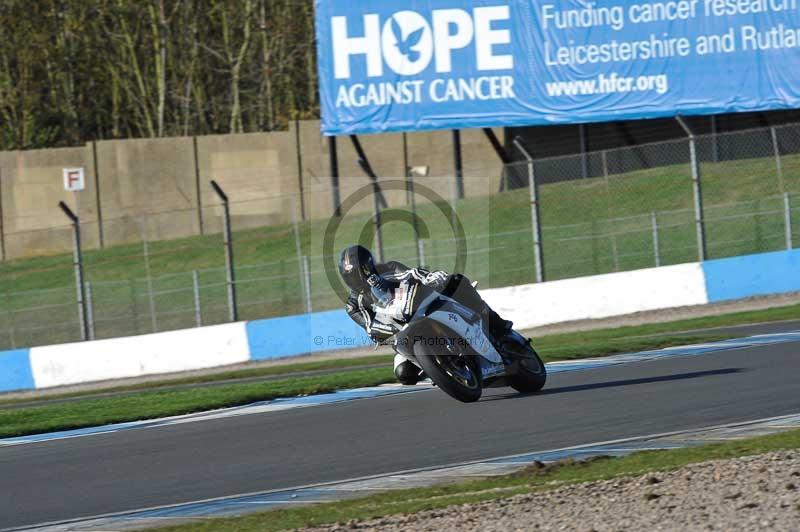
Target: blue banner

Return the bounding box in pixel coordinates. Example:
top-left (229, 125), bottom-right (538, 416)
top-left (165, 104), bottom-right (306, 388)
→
top-left (315, 0), bottom-right (800, 135)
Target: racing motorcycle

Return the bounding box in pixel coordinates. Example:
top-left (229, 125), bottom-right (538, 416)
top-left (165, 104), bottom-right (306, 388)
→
top-left (372, 280), bottom-right (547, 403)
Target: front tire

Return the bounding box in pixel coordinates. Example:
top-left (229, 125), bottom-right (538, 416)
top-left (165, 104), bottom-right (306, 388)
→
top-left (507, 341), bottom-right (547, 394)
top-left (414, 326), bottom-right (482, 403)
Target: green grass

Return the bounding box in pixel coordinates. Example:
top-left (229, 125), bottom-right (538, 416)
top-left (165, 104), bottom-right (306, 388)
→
top-left (2, 301), bottom-right (798, 438)
top-left (0, 354), bottom-right (394, 407)
top-left (532, 301), bottom-right (800, 358)
top-left (1, 149), bottom-right (798, 349)
top-left (0, 368), bottom-right (396, 439)
top-left (150, 427), bottom-right (800, 532)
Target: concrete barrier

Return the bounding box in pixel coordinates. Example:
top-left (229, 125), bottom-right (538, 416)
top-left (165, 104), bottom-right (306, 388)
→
top-left (247, 310), bottom-right (370, 361)
top-left (1, 249), bottom-right (798, 393)
top-left (29, 322), bottom-right (250, 389)
top-left (702, 249), bottom-right (800, 303)
top-left (482, 263), bottom-right (708, 331)
top-left (0, 349), bottom-right (34, 393)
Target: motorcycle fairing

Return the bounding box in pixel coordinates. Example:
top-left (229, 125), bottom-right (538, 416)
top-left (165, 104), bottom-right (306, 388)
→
top-left (419, 300), bottom-right (503, 365)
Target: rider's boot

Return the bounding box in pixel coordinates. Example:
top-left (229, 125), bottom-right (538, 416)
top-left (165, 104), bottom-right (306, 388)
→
top-left (440, 274), bottom-right (513, 345)
top-left (483, 306), bottom-right (513, 345)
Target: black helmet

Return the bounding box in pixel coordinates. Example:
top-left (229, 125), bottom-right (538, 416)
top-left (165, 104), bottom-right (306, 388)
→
top-left (339, 245), bottom-right (377, 292)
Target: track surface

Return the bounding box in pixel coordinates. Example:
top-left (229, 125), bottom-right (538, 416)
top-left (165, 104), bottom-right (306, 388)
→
top-left (2, 331), bottom-right (800, 529)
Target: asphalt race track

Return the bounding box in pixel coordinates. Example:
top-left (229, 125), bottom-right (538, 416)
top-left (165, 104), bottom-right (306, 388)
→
top-left (2, 329), bottom-right (800, 529)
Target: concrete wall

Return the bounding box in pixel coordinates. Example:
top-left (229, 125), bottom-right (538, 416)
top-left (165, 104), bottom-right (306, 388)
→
top-left (0, 121), bottom-right (505, 260)
top-left (197, 131), bottom-right (299, 234)
top-left (297, 121), bottom-right (504, 221)
top-left (96, 137), bottom-right (198, 245)
top-left (0, 147), bottom-right (101, 260)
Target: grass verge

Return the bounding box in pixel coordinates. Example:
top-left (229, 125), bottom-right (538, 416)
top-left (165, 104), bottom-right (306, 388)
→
top-left (0, 354), bottom-right (395, 407)
top-left (0, 368), bottom-right (395, 439)
top-left (150, 428), bottom-right (800, 532)
top-left (532, 301), bottom-right (800, 359)
top-left (1, 302), bottom-right (798, 439)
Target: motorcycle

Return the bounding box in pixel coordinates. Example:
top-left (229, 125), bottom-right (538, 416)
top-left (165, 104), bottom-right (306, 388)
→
top-left (373, 280), bottom-right (547, 403)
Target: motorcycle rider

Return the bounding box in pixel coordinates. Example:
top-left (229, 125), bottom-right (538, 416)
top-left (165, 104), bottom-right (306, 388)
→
top-left (339, 245), bottom-right (513, 385)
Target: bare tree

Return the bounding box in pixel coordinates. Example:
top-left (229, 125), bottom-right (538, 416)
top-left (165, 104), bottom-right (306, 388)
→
top-left (0, 0), bottom-right (319, 149)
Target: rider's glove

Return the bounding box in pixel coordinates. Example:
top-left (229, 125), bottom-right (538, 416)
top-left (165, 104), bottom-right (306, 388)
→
top-left (423, 271), bottom-right (449, 290)
top-left (367, 274), bottom-right (393, 307)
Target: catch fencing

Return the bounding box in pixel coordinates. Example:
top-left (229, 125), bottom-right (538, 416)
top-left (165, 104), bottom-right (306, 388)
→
top-left (1, 123), bottom-right (799, 351)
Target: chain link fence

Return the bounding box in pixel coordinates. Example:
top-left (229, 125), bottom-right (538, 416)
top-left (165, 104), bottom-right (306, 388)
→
top-left (1, 123), bottom-right (799, 351)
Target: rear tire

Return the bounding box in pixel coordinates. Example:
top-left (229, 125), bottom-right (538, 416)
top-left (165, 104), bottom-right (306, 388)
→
top-left (507, 342), bottom-right (547, 394)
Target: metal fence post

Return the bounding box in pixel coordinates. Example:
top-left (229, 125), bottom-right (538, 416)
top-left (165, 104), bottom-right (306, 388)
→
top-left (418, 239), bottom-right (426, 269)
top-left (785, 193), bottom-right (793, 250)
top-left (211, 180), bottom-right (238, 322)
top-left (5, 290), bottom-right (16, 349)
top-left (772, 127), bottom-right (785, 193)
top-left (290, 197), bottom-right (307, 314)
top-left (86, 282), bottom-right (96, 340)
top-left (193, 136), bottom-right (205, 235)
top-left (452, 129), bottom-right (465, 199)
top-left (142, 229), bottom-right (158, 333)
top-left (192, 270), bottom-right (203, 327)
top-left (513, 138), bottom-right (545, 283)
top-left (8, 316), bottom-right (16, 349)
top-left (0, 164), bottom-right (6, 262)
top-left (58, 201), bottom-right (89, 341)
top-left (91, 140), bottom-right (105, 248)
top-left (652, 212), bottom-right (661, 267)
top-left (601, 150), bottom-right (609, 179)
top-left (302, 255), bottom-right (313, 314)
top-left (329, 136), bottom-right (342, 217)
top-left (676, 117), bottom-right (707, 262)
top-left (129, 279), bottom-right (140, 334)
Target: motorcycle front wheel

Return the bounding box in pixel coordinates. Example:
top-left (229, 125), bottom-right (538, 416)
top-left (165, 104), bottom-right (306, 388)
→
top-left (506, 339), bottom-right (547, 394)
top-left (414, 326), bottom-right (482, 403)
